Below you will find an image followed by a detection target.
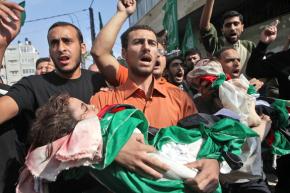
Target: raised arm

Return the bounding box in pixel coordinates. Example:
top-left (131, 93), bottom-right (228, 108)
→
top-left (90, 0), bottom-right (136, 86)
top-left (199, 0), bottom-right (215, 31)
top-left (0, 1), bottom-right (24, 67)
top-left (246, 22), bottom-right (277, 78)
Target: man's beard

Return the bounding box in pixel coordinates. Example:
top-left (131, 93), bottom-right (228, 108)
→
top-left (130, 66), bottom-right (153, 78)
top-left (52, 57), bottom-right (81, 75)
top-left (225, 34), bottom-right (240, 44)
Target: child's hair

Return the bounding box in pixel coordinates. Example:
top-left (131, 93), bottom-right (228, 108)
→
top-left (29, 93), bottom-right (78, 154)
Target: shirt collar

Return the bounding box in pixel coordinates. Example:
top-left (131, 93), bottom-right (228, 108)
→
top-left (223, 38), bottom-right (240, 49)
top-left (119, 77), bottom-right (167, 99)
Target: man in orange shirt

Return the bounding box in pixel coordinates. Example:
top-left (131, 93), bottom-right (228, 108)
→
top-left (90, 1), bottom-right (219, 192)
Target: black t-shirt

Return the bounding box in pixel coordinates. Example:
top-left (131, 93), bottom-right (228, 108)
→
top-left (5, 70), bottom-right (107, 193)
top-left (0, 83), bottom-right (20, 193)
top-left (6, 69), bottom-right (106, 142)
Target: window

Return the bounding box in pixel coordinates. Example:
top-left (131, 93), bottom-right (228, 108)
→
top-left (10, 70), bottom-right (18, 75)
top-left (8, 59), bottom-right (18, 63)
top-left (20, 46), bottom-right (33, 53)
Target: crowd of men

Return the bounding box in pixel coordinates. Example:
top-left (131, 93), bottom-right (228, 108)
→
top-left (0, 0), bottom-right (289, 193)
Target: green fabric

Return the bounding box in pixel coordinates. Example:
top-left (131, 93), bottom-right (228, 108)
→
top-left (94, 108), bottom-right (148, 169)
top-left (271, 99), bottom-right (289, 128)
top-left (19, 1), bottom-right (26, 26)
top-left (270, 99), bottom-right (290, 155)
top-left (162, 0), bottom-right (179, 52)
top-left (211, 73), bottom-right (226, 90)
top-left (152, 119), bottom-right (257, 161)
top-left (247, 85), bottom-right (257, 95)
top-left (86, 109), bottom-right (258, 193)
top-left (182, 18), bottom-right (196, 55)
top-left (272, 130), bottom-right (290, 156)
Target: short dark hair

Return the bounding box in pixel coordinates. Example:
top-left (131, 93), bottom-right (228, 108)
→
top-left (36, 57), bottom-right (50, 68)
top-left (29, 93), bottom-right (78, 155)
top-left (166, 56), bottom-right (184, 69)
top-left (222, 10), bottom-right (243, 24)
top-left (184, 48), bottom-right (201, 59)
top-left (121, 25), bottom-right (157, 49)
top-left (214, 47), bottom-right (236, 59)
top-left (48, 21), bottom-right (84, 43)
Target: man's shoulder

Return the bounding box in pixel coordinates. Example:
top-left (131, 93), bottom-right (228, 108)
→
top-left (81, 69), bottom-right (102, 78)
top-left (11, 74), bottom-right (45, 86)
top-left (240, 40), bottom-right (256, 52)
top-left (160, 81), bottom-right (193, 99)
top-left (90, 87), bottom-right (120, 102)
top-left (0, 83), bottom-right (9, 96)
top-left (81, 69), bottom-right (106, 85)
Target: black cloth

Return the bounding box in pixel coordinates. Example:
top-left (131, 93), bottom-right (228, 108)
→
top-left (5, 70), bottom-right (107, 193)
top-left (221, 179), bottom-right (271, 193)
top-left (275, 154), bottom-right (290, 193)
top-left (246, 42), bottom-right (290, 100)
top-left (6, 69), bottom-right (106, 143)
top-left (0, 84), bottom-right (21, 193)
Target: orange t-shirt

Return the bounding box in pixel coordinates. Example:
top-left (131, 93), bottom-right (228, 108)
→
top-left (90, 77), bottom-right (197, 129)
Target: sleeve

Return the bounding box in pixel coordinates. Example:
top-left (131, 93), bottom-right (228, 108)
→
top-left (90, 93), bottom-right (103, 111)
top-left (6, 77), bottom-right (36, 112)
top-left (241, 40), bottom-right (256, 53)
top-left (200, 23), bottom-right (222, 55)
top-left (182, 92), bottom-right (198, 118)
top-left (246, 42), bottom-right (275, 78)
top-left (116, 65), bottom-right (128, 85)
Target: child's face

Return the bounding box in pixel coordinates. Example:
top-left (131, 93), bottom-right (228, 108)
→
top-left (68, 97), bottom-right (98, 121)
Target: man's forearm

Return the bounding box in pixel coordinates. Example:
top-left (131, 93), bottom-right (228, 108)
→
top-left (91, 11), bottom-right (128, 58)
top-left (200, 0), bottom-right (215, 30)
top-left (0, 46), bottom-right (7, 69)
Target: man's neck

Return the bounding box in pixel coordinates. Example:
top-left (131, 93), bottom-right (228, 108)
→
top-left (129, 73), bottom-right (154, 98)
top-left (54, 68), bottom-right (82, 79)
top-left (224, 38), bottom-right (239, 47)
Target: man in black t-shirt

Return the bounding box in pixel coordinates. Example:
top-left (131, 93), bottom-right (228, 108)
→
top-left (0, 2), bottom-right (106, 143)
top-left (0, 83), bottom-right (20, 193)
top-left (0, 2), bottom-right (107, 193)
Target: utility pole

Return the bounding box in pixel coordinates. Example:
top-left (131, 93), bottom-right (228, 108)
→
top-left (89, 7), bottom-right (96, 45)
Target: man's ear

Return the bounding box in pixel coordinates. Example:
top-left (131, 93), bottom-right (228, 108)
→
top-left (241, 23), bottom-right (244, 33)
top-left (81, 43), bottom-right (86, 55)
top-left (221, 26), bottom-right (225, 36)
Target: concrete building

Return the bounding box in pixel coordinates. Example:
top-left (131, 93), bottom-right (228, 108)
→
top-left (129, 0), bottom-right (290, 53)
top-left (0, 38), bottom-right (39, 85)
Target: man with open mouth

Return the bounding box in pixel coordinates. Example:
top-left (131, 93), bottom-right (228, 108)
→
top-left (166, 56), bottom-right (185, 86)
top-left (165, 56), bottom-right (196, 98)
top-left (90, 1), bottom-right (220, 192)
top-left (199, 0), bottom-right (256, 75)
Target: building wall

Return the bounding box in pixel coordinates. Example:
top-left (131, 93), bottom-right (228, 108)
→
top-left (130, 0), bottom-right (206, 32)
top-left (130, 0), bottom-right (290, 56)
top-left (1, 43), bottom-right (39, 85)
top-left (242, 13), bottom-right (290, 52)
